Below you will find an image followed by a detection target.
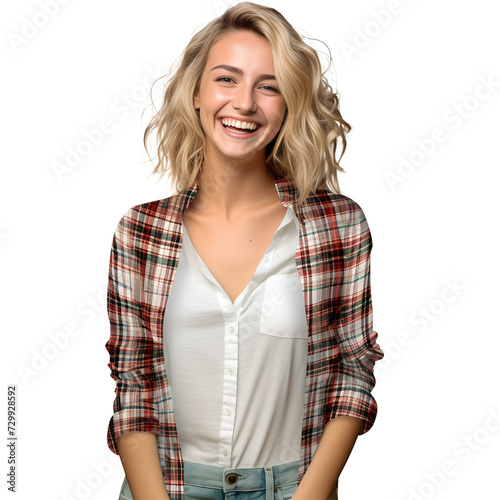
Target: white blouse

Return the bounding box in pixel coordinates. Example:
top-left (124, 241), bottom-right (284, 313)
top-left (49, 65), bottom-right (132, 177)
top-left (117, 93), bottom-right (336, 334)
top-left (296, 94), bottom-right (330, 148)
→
top-left (162, 205), bottom-right (308, 468)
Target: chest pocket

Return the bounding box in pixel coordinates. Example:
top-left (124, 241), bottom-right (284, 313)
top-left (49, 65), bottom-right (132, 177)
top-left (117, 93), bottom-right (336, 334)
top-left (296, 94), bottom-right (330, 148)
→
top-left (259, 273), bottom-right (308, 339)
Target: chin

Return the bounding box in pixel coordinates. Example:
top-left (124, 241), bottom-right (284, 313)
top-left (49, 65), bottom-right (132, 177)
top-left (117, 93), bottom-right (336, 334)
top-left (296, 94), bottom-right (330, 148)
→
top-left (219, 147), bottom-right (262, 160)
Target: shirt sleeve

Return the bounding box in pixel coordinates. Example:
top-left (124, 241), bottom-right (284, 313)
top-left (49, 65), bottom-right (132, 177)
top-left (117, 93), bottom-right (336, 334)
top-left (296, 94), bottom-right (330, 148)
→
top-left (105, 210), bottom-right (161, 455)
top-left (330, 201), bottom-right (384, 435)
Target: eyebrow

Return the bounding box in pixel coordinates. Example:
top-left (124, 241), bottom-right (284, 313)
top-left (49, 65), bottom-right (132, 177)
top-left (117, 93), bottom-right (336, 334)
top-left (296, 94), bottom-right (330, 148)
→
top-left (210, 64), bottom-right (276, 81)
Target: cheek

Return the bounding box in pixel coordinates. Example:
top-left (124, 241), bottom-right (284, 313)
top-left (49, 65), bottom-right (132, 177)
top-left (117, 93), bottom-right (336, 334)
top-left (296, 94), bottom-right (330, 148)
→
top-left (269, 108), bottom-right (287, 131)
top-left (200, 87), bottom-right (230, 111)
top-left (265, 99), bottom-right (287, 127)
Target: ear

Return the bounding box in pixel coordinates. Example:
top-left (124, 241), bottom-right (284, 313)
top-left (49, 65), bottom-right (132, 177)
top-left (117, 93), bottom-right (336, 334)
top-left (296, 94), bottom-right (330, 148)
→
top-left (193, 89), bottom-right (200, 110)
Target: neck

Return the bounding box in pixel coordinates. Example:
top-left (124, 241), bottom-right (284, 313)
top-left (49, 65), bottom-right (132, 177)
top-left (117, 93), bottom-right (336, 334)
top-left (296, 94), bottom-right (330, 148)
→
top-left (193, 152), bottom-right (280, 219)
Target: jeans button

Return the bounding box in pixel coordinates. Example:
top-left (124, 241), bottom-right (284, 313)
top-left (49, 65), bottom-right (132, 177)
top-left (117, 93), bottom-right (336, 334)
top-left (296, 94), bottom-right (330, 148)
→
top-left (226, 473), bottom-right (238, 484)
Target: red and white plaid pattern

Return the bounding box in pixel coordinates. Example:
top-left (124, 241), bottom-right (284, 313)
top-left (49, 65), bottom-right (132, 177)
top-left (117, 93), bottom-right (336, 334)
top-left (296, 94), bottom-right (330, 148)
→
top-left (105, 174), bottom-right (384, 499)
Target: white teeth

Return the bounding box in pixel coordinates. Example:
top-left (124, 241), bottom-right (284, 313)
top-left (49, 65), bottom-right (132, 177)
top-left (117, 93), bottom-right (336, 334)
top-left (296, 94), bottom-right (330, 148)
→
top-left (221, 118), bottom-right (258, 131)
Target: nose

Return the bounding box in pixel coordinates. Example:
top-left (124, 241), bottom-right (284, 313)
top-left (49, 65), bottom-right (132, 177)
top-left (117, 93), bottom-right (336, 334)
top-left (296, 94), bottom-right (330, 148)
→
top-left (232, 82), bottom-right (257, 113)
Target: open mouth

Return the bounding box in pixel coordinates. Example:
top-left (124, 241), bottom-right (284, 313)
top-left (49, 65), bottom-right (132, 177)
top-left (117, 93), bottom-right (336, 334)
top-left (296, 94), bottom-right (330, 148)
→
top-left (220, 118), bottom-right (260, 134)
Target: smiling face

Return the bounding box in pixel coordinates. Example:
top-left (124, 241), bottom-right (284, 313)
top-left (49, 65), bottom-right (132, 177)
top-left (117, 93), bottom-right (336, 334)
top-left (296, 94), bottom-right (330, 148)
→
top-left (193, 29), bottom-right (287, 167)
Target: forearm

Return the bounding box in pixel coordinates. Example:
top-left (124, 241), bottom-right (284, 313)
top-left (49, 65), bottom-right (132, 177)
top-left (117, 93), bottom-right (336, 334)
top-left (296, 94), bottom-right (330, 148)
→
top-left (292, 416), bottom-right (362, 500)
top-left (116, 431), bottom-right (171, 500)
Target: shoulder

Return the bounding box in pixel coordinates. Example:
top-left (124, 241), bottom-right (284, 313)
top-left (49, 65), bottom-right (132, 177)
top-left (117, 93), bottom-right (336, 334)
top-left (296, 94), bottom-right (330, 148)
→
top-left (300, 190), bottom-right (374, 254)
top-left (302, 190), bottom-right (370, 230)
top-left (112, 192), bottom-right (188, 244)
top-left (121, 194), bottom-right (180, 222)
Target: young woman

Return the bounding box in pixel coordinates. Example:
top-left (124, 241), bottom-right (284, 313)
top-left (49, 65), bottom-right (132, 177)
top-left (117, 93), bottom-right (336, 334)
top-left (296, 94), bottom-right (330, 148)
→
top-left (105, 3), bottom-right (384, 500)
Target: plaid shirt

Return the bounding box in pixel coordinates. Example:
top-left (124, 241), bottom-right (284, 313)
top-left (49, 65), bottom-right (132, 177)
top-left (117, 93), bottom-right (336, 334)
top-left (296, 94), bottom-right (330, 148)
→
top-left (105, 174), bottom-right (384, 499)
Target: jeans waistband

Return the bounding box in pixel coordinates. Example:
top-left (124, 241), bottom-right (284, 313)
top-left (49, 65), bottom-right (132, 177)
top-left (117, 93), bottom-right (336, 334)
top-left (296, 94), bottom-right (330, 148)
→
top-left (183, 459), bottom-right (300, 493)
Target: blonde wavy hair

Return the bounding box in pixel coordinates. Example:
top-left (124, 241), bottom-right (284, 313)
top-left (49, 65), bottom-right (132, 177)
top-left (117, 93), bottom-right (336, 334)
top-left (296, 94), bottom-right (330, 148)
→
top-left (143, 1), bottom-right (351, 207)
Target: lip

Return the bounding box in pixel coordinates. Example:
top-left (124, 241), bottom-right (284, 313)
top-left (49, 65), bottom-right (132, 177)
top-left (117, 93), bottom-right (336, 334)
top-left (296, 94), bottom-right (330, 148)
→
top-left (218, 117), bottom-right (261, 138)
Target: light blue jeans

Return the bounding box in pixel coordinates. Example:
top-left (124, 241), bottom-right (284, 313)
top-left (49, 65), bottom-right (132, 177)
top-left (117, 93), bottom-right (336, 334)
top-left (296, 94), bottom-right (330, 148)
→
top-left (118, 459), bottom-right (300, 500)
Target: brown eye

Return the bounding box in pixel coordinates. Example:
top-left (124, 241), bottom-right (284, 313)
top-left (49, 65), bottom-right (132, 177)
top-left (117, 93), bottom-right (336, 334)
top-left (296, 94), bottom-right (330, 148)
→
top-left (261, 85), bottom-right (280, 93)
top-left (216, 76), bottom-right (235, 83)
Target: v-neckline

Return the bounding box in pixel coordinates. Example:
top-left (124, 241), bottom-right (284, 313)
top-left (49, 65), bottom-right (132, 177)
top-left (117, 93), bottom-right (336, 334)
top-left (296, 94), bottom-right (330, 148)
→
top-left (181, 207), bottom-right (291, 306)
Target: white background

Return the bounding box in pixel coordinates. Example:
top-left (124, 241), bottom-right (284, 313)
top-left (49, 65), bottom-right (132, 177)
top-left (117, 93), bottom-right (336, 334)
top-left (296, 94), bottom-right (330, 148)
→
top-left (2, 1), bottom-right (499, 499)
